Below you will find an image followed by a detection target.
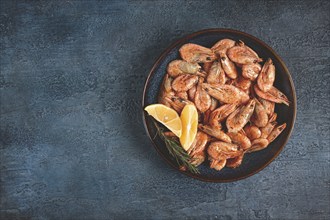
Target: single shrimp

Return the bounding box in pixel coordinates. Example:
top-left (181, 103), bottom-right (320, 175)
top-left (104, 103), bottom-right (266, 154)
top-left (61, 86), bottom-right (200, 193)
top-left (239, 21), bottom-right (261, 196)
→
top-left (179, 43), bottom-right (217, 63)
top-left (254, 85), bottom-right (290, 106)
top-left (202, 83), bottom-right (250, 104)
top-left (239, 40), bottom-right (260, 58)
top-left (164, 96), bottom-right (193, 114)
top-left (209, 104), bottom-right (237, 129)
top-left (172, 74), bottom-right (199, 92)
top-left (247, 138), bottom-right (269, 153)
top-left (227, 132), bottom-right (252, 150)
top-left (242, 63), bottom-right (261, 81)
top-left (260, 121), bottom-right (277, 139)
top-left (244, 124), bottom-right (261, 140)
top-left (258, 97), bottom-right (275, 116)
top-left (206, 61), bottom-right (226, 85)
top-left (227, 41), bottom-right (263, 64)
top-left (188, 85), bottom-right (197, 101)
top-left (167, 60), bottom-right (204, 78)
top-left (203, 99), bottom-right (218, 126)
top-left (268, 86), bottom-right (290, 106)
top-left (226, 153), bottom-right (244, 168)
top-left (209, 158), bottom-right (227, 171)
top-left (198, 124), bottom-right (232, 143)
top-left (234, 75), bottom-right (252, 91)
top-left (219, 51), bottom-right (238, 79)
top-left (208, 141), bottom-right (242, 160)
top-left (257, 58), bottom-right (275, 92)
top-left (267, 123), bottom-right (286, 143)
top-left (194, 79), bottom-right (211, 113)
top-left (226, 99), bottom-right (256, 133)
top-left (190, 151), bottom-right (206, 167)
top-left (158, 74), bottom-right (175, 107)
top-left (211, 38), bottom-right (236, 54)
top-left (209, 117), bottom-right (221, 130)
top-left (163, 73), bottom-right (173, 93)
top-left (269, 113), bottom-right (277, 122)
top-left (251, 98), bottom-right (268, 128)
top-left (188, 131), bottom-right (209, 157)
top-left (159, 92), bottom-right (174, 107)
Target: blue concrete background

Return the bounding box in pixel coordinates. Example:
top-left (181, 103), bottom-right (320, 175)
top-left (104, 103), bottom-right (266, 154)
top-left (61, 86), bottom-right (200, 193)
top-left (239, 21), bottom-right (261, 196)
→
top-left (0, 1), bottom-right (329, 219)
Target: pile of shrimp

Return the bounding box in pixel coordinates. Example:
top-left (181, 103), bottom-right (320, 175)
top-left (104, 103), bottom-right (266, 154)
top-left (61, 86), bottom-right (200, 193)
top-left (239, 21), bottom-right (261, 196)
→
top-left (159, 39), bottom-right (290, 171)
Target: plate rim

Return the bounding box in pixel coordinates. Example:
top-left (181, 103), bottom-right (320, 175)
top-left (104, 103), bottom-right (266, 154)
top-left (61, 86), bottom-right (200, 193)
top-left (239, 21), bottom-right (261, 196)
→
top-left (141, 28), bottom-right (297, 182)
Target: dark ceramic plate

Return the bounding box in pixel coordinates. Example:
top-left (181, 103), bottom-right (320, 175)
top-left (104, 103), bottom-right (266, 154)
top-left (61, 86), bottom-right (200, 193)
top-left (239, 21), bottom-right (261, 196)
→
top-left (142, 29), bottom-right (296, 182)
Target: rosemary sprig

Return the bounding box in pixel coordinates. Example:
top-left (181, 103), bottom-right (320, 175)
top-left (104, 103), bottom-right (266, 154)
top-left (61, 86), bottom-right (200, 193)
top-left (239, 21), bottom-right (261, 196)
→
top-left (152, 121), bottom-right (200, 174)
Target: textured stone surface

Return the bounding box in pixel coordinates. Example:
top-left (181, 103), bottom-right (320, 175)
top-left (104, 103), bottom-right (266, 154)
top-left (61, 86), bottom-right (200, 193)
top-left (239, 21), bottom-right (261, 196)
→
top-left (0, 0), bottom-right (329, 219)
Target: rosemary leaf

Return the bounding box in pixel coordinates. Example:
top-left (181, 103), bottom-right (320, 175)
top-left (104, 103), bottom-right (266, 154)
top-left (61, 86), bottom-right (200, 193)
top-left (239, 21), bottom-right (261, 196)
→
top-left (152, 121), bottom-right (200, 174)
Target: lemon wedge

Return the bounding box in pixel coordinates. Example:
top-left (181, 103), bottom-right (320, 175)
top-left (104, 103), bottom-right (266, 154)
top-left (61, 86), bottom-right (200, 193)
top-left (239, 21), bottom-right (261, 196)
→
top-left (144, 104), bottom-right (182, 137)
top-left (180, 104), bottom-right (198, 151)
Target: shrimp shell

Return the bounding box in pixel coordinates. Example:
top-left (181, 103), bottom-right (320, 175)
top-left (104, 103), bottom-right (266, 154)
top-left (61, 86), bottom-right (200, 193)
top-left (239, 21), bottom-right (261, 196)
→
top-left (226, 153), bottom-right (244, 168)
top-left (198, 124), bottom-right (231, 143)
top-left (208, 141), bottom-right (242, 160)
top-left (209, 159), bottom-right (227, 171)
top-left (194, 80), bottom-right (211, 113)
top-left (244, 125), bottom-right (261, 140)
top-left (242, 63), bottom-right (261, 81)
top-left (211, 38), bottom-right (236, 54)
top-left (164, 96), bottom-right (193, 114)
top-left (188, 85), bottom-right (197, 101)
top-left (175, 91), bottom-right (188, 100)
top-left (172, 74), bottom-right (199, 92)
top-left (258, 97), bottom-right (275, 116)
top-left (220, 51), bottom-right (238, 79)
top-left (203, 109), bottom-right (212, 126)
top-left (251, 98), bottom-right (269, 128)
top-left (202, 83), bottom-right (250, 104)
top-left (207, 61), bottom-right (226, 85)
top-left (163, 74), bottom-right (173, 93)
top-left (167, 60), bottom-right (202, 78)
top-left (227, 41), bottom-right (263, 64)
top-left (190, 151), bottom-right (206, 167)
top-left (226, 99), bottom-right (256, 133)
top-left (188, 131), bottom-right (209, 157)
top-left (257, 58), bottom-right (275, 92)
top-left (269, 113), bottom-right (277, 122)
top-left (159, 92), bottom-right (174, 107)
top-left (209, 97), bottom-right (219, 111)
top-left (254, 85), bottom-right (290, 106)
top-left (158, 74), bottom-right (174, 107)
top-left (227, 132), bottom-right (252, 150)
top-left (209, 104), bottom-right (237, 129)
top-left (234, 76), bottom-right (252, 91)
top-left (260, 121), bottom-right (277, 139)
top-left (267, 123), bottom-right (287, 143)
top-left (179, 43), bottom-right (217, 63)
top-left (247, 138), bottom-right (269, 153)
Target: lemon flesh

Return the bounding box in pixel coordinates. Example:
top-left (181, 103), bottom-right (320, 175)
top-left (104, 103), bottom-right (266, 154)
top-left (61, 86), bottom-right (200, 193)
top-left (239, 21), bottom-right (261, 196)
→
top-left (144, 104), bottom-right (182, 137)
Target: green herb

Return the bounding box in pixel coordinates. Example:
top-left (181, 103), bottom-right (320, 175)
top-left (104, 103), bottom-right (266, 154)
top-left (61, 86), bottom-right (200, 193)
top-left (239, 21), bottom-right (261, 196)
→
top-left (153, 121), bottom-right (200, 174)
